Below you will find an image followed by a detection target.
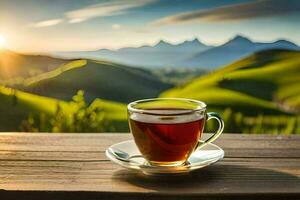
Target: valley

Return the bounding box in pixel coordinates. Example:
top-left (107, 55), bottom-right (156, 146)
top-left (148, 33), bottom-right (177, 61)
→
top-left (1, 40), bottom-right (299, 134)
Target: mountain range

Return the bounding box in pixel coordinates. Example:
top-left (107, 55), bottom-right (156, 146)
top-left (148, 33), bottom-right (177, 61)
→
top-left (54, 35), bottom-right (300, 69)
top-left (183, 36), bottom-right (300, 68)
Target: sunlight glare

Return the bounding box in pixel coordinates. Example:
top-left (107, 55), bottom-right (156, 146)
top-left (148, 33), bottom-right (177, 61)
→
top-left (0, 35), bottom-right (7, 48)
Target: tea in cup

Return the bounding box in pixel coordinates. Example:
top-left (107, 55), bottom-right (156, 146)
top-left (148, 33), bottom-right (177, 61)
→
top-left (128, 98), bottom-right (224, 167)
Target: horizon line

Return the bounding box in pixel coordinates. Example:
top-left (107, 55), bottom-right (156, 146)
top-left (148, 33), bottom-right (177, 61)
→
top-left (5, 34), bottom-right (299, 54)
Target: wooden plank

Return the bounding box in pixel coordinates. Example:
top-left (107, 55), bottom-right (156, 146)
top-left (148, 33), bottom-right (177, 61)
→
top-left (0, 148), bottom-right (299, 161)
top-left (0, 133), bottom-right (299, 200)
top-left (0, 158), bottom-right (298, 175)
top-left (0, 151), bottom-right (105, 161)
top-left (0, 159), bottom-right (299, 194)
top-left (0, 133), bottom-right (299, 152)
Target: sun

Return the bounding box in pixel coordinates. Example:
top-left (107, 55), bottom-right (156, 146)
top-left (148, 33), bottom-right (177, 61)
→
top-left (0, 34), bottom-right (7, 48)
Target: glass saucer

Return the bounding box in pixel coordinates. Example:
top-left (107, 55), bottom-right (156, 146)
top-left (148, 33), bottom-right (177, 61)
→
top-left (106, 140), bottom-right (224, 175)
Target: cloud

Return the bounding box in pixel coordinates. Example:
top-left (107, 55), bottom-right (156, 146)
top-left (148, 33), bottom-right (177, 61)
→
top-left (29, 0), bottom-right (156, 28)
top-left (112, 24), bottom-right (121, 30)
top-left (65, 0), bottom-right (156, 24)
top-left (152, 0), bottom-right (300, 26)
top-left (69, 18), bottom-right (86, 24)
top-left (30, 19), bottom-right (63, 28)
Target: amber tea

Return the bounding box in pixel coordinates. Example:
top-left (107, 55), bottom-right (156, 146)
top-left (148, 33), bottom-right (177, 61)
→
top-left (128, 98), bottom-right (224, 167)
top-left (129, 109), bottom-right (205, 166)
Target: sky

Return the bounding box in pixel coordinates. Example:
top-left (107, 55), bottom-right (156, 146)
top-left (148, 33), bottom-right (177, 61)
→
top-left (0, 0), bottom-right (299, 52)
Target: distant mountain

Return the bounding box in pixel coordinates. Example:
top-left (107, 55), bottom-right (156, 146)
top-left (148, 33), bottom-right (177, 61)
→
top-left (54, 36), bottom-right (300, 69)
top-left (183, 35), bottom-right (300, 68)
top-left (22, 59), bottom-right (173, 103)
top-left (54, 39), bottom-right (213, 68)
top-left (0, 50), bottom-right (71, 82)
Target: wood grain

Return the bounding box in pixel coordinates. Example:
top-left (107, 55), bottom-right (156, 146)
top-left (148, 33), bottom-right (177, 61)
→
top-left (0, 133), bottom-right (299, 200)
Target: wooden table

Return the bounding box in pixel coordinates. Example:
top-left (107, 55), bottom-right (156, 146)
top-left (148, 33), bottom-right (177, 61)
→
top-left (0, 133), bottom-right (299, 200)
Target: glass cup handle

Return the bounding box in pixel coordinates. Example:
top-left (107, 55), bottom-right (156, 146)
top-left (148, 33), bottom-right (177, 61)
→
top-left (196, 112), bottom-right (224, 150)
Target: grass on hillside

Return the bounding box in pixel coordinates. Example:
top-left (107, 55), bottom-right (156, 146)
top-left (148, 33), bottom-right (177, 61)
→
top-left (0, 86), bottom-right (65, 131)
top-left (0, 86), bottom-right (127, 132)
top-left (23, 60), bottom-right (87, 86)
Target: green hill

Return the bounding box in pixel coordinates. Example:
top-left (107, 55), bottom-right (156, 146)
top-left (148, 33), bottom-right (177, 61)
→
top-left (0, 86), bottom-right (127, 131)
top-left (161, 49), bottom-right (300, 115)
top-left (0, 50), bottom-right (72, 84)
top-left (0, 86), bottom-right (65, 131)
top-left (161, 49), bottom-right (300, 134)
top-left (21, 59), bottom-right (172, 103)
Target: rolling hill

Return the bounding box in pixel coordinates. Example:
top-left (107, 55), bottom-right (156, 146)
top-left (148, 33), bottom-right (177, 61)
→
top-left (0, 50), bottom-right (72, 83)
top-left (161, 49), bottom-right (300, 115)
top-left (0, 86), bottom-right (67, 131)
top-left (21, 59), bottom-right (173, 103)
top-left (0, 86), bottom-right (127, 131)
